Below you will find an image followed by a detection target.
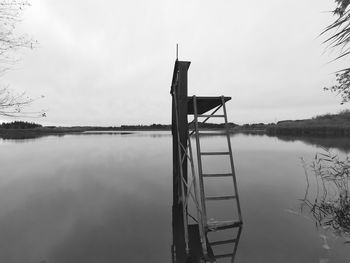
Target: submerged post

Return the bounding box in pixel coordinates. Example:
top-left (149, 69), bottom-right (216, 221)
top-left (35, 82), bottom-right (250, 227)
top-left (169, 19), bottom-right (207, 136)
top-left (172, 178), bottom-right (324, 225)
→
top-left (171, 59), bottom-right (191, 262)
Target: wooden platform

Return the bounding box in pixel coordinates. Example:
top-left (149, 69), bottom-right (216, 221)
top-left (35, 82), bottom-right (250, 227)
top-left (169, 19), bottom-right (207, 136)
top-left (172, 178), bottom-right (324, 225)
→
top-left (187, 96), bottom-right (231, 115)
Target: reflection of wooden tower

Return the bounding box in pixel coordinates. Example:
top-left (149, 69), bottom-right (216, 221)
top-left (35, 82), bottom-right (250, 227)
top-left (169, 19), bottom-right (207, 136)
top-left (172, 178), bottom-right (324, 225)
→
top-left (171, 59), bottom-right (242, 262)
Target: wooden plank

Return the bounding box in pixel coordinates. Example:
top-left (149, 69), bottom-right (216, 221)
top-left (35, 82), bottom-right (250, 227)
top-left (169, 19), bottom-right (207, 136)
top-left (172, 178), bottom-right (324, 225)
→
top-left (210, 238), bottom-right (236, 246)
top-left (215, 253), bottom-right (234, 259)
top-left (198, 114), bottom-right (224, 118)
top-left (201, 151), bottom-right (230, 155)
top-left (187, 96), bottom-right (231, 115)
top-left (205, 195), bottom-right (236, 201)
top-left (207, 220), bottom-right (242, 231)
top-left (202, 173), bottom-right (232, 178)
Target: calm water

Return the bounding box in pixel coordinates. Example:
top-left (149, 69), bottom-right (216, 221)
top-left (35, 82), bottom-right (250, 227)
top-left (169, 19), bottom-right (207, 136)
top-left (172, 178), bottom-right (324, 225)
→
top-left (0, 132), bottom-right (349, 263)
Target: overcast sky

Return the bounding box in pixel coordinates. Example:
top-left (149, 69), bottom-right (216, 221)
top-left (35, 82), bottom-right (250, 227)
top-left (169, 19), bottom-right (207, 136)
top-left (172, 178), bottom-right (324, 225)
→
top-left (0, 0), bottom-right (348, 126)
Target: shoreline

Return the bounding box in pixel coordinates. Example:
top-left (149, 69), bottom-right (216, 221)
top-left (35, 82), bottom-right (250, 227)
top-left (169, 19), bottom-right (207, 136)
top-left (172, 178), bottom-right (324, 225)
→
top-left (2, 126), bottom-right (350, 140)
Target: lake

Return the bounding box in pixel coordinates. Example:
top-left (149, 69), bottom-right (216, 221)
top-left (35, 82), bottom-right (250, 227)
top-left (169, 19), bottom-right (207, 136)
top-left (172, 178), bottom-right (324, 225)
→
top-left (0, 132), bottom-right (349, 263)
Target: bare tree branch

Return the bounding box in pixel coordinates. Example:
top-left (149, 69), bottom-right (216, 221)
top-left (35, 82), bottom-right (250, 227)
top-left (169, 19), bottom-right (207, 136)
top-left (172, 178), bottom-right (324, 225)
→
top-left (0, 87), bottom-right (45, 117)
top-left (0, 0), bottom-right (43, 118)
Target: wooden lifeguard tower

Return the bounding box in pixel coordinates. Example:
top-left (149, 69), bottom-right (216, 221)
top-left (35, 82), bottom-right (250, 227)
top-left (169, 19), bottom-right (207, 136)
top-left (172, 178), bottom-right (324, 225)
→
top-left (170, 58), bottom-right (243, 263)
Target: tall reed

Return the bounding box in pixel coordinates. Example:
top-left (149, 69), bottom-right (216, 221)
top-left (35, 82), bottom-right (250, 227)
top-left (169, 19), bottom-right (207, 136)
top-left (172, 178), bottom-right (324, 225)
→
top-left (300, 150), bottom-right (350, 236)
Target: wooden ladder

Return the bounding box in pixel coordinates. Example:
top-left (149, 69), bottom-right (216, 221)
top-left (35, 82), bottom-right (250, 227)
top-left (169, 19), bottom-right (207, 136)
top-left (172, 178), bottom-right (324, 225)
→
top-left (191, 95), bottom-right (242, 237)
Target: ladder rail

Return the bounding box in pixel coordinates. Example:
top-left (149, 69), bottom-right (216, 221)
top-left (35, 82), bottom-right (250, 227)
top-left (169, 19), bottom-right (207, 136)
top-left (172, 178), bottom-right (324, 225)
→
top-left (221, 96), bottom-right (243, 222)
top-left (230, 225), bottom-right (243, 263)
top-left (193, 96), bottom-right (208, 231)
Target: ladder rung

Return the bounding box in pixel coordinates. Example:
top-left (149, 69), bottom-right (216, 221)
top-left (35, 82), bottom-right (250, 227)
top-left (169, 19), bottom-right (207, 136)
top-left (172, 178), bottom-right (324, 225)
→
top-left (202, 173), bottom-right (232, 178)
top-left (201, 151), bottom-right (230, 155)
top-left (188, 129), bottom-right (226, 136)
top-left (190, 127), bottom-right (226, 131)
top-left (215, 253), bottom-right (234, 259)
top-left (210, 238), bottom-right (236, 246)
top-left (206, 195), bottom-right (236, 201)
top-left (197, 114), bottom-right (225, 118)
top-left (207, 220), bottom-right (242, 231)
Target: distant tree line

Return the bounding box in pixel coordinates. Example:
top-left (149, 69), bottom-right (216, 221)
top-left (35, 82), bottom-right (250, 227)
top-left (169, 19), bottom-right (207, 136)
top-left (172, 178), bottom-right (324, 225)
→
top-left (266, 110), bottom-right (350, 137)
top-left (0, 121), bottom-right (42, 129)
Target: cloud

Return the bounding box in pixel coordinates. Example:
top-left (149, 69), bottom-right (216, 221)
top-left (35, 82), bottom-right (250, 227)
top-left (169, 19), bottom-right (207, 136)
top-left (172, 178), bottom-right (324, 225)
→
top-left (0, 0), bottom-right (345, 125)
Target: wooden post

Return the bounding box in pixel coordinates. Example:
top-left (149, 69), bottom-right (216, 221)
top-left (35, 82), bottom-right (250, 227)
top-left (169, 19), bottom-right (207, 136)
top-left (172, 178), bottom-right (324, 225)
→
top-left (172, 60), bottom-right (190, 203)
top-left (171, 60), bottom-right (191, 262)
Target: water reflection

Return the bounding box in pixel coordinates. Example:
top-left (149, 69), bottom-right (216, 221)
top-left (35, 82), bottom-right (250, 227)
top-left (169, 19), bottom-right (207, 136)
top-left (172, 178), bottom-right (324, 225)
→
top-left (0, 134), bottom-right (172, 263)
top-left (172, 204), bottom-right (242, 262)
top-left (272, 135), bottom-right (350, 153)
top-left (206, 225), bottom-right (242, 263)
top-left (2, 132), bottom-right (350, 262)
top-left (299, 151), bottom-right (350, 239)
top-left (0, 131), bottom-right (133, 141)
top-left (0, 133), bottom-right (65, 141)
top-left (295, 152), bottom-right (350, 263)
